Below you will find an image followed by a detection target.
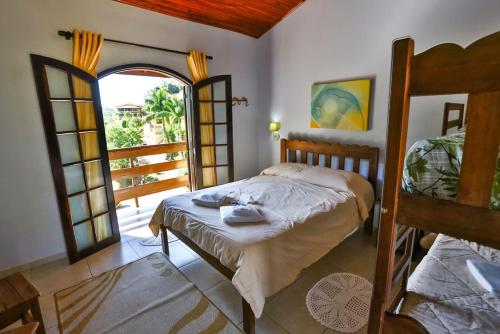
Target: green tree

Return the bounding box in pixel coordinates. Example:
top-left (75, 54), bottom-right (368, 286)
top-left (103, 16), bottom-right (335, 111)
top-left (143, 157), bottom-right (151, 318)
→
top-left (106, 126), bottom-right (143, 149)
top-left (142, 83), bottom-right (185, 144)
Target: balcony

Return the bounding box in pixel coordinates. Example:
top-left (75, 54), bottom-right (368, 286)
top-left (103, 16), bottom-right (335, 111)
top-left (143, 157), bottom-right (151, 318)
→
top-left (107, 142), bottom-right (190, 234)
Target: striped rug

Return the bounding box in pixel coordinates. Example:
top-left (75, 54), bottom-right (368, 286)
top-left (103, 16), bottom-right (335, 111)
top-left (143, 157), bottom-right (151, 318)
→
top-left (54, 253), bottom-right (242, 334)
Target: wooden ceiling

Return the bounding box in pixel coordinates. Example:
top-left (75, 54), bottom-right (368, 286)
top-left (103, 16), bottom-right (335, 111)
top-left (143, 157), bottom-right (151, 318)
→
top-left (115, 0), bottom-right (305, 38)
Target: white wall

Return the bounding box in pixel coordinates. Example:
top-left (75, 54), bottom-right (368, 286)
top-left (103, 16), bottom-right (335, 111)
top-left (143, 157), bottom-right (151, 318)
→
top-left (256, 0), bottom-right (500, 173)
top-left (0, 0), bottom-right (261, 271)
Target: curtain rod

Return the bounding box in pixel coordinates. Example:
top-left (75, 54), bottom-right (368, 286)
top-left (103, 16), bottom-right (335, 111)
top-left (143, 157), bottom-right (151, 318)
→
top-left (57, 30), bottom-right (213, 60)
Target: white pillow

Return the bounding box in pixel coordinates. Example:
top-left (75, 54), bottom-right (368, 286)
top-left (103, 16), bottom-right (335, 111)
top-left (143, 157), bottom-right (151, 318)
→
top-left (297, 166), bottom-right (349, 191)
top-left (299, 167), bottom-right (374, 220)
top-left (260, 163), bottom-right (308, 178)
top-left (260, 163), bottom-right (374, 220)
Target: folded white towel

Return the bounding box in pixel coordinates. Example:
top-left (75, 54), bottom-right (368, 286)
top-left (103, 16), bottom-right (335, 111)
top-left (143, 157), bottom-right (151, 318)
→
top-left (192, 192), bottom-right (228, 208)
top-left (466, 259), bottom-right (500, 292)
top-left (238, 193), bottom-right (258, 205)
top-left (220, 205), bottom-right (264, 224)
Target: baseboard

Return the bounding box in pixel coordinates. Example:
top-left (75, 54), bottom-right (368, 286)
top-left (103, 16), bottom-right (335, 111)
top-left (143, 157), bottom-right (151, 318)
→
top-left (0, 251), bottom-right (67, 279)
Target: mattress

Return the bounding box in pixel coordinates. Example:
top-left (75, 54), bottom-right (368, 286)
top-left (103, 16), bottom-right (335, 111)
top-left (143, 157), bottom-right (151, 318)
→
top-left (149, 169), bottom-right (373, 318)
top-left (400, 234), bottom-right (500, 333)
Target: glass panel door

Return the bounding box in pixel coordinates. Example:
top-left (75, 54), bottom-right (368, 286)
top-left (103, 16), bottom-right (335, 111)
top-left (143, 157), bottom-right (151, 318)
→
top-left (31, 54), bottom-right (119, 263)
top-left (192, 75), bottom-right (233, 189)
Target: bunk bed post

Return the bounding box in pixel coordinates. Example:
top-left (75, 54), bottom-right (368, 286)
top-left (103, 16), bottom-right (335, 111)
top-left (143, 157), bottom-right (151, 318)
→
top-left (456, 92), bottom-right (500, 207)
top-left (368, 38), bottom-right (414, 334)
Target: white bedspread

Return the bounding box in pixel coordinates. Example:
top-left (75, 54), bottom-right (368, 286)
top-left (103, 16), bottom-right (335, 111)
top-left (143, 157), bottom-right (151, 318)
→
top-left (149, 173), bottom-right (370, 317)
top-left (400, 234), bottom-right (500, 333)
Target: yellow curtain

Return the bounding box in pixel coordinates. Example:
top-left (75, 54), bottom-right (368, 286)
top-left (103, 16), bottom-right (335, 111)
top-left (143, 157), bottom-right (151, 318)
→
top-left (72, 30), bottom-right (109, 241)
top-left (187, 51), bottom-right (216, 187)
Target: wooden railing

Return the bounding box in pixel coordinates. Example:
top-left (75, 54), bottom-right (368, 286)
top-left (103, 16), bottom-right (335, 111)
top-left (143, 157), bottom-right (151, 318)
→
top-left (108, 142), bottom-right (190, 204)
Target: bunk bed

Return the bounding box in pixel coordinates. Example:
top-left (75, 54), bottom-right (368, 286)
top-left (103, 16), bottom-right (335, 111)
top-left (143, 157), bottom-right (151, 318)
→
top-left (441, 102), bottom-right (465, 136)
top-left (368, 31), bottom-right (500, 333)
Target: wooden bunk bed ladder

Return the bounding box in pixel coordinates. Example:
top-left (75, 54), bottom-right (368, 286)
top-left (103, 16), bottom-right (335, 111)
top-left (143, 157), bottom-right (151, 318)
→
top-left (368, 31), bottom-right (500, 333)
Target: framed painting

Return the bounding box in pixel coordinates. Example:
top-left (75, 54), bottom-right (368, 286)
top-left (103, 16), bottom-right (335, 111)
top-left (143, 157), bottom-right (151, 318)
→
top-left (311, 78), bottom-right (371, 131)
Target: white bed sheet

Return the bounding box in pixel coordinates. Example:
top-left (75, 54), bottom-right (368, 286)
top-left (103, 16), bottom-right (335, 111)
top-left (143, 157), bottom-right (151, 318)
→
top-left (149, 174), bottom-right (367, 317)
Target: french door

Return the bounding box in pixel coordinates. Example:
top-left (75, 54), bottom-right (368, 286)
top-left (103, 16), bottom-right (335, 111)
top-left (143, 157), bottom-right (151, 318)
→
top-left (31, 55), bottom-right (120, 263)
top-left (191, 75), bottom-right (234, 189)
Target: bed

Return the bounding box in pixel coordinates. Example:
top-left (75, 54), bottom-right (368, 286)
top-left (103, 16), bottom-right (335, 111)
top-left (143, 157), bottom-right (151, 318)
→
top-left (149, 138), bottom-right (379, 333)
top-left (368, 31), bottom-right (500, 334)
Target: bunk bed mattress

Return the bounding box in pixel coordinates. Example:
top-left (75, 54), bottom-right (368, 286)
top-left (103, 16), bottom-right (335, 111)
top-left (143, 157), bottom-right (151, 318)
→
top-left (403, 130), bottom-right (500, 210)
top-left (400, 234), bottom-right (500, 333)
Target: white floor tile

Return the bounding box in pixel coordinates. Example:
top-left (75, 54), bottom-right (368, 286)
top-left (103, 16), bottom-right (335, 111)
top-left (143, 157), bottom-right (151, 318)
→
top-left (180, 258), bottom-right (227, 291)
top-left (205, 281), bottom-right (244, 325)
top-left (31, 258), bottom-right (91, 296)
top-left (265, 279), bottom-right (326, 334)
top-left (239, 313), bottom-right (290, 334)
top-left (87, 241), bottom-right (140, 276)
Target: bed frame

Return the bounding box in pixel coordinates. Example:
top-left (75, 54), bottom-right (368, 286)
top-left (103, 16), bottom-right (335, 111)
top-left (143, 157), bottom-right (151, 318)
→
top-left (441, 102), bottom-right (465, 135)
top-left (368, 31), bottom-right (500, 333)
top-left (160, 137), bottom-right (379, 334)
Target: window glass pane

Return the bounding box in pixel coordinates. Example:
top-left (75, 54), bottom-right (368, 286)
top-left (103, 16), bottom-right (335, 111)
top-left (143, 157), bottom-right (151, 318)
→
top-left (63, 164), bottom-right (85, 194)
top-left (52, 101), bottom-right (75, 132)
top-left (80, 132), bottom-right (100, 160)
top-left (199, 102), bottom-right (213, 123)
top-left (94, 214), bottom-right (112, 242)
top-left (212, 81), bottom-right (226, 101)
top-left (202, 147), bottom-right (215, 167)
top-left (199, 84), bottom-right (212, 101)
top-left (214, 103), bottom-right (226, 123)
top-left (202, 167), bottom-right (216, 187)
top-left (45, 66), bottom-right (70, 98)
top-left (72, 75), bottom-right (92, 99)
top-left (69, 193), bottom-right (90, 223)
top-left (89, 187), bottom-right (108, 215)
top-left (85, 160), bottom-right (104, 188)
top-left (200, 125), bottom-right (214, 145)
top-left (74, 221), bottom-right (94, 251)
top-left (216, 146), bottom-right (228, 165)
top-left (216, 166), bottom-right (229, 185)
top-left (199, 84), bottom-right (212, 123)
top-left (57, 134), bottom-right (81, 164)
top-left (75, 102), bottom-right (96, 130)
top-left (215, 125), bottom-right (227, 144)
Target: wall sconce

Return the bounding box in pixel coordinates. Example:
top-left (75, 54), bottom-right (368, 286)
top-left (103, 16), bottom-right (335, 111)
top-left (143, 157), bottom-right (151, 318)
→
top-left (268, 122), bottom-right (281, 141)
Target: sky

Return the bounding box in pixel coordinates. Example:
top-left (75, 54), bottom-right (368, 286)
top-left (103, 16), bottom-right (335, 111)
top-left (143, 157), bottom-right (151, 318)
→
top-left (98, 74), bottom-right (183, 110)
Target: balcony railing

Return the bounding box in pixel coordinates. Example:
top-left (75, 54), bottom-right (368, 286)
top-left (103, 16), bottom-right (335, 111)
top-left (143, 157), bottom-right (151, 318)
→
top-left (108, 142), bottom-right (190, 204)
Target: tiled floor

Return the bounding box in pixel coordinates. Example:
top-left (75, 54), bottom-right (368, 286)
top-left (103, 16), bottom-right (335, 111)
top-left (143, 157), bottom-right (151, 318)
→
top-left (13, 225), bottom-right (376, 334)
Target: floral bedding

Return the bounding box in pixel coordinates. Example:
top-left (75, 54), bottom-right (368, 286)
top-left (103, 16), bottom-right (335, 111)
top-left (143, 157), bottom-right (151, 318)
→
top-left (403, 130), bottom-right (500, 210)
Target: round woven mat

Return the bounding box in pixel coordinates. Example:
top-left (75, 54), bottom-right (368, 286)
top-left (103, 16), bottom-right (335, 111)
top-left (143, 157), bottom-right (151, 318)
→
top-left (306, 273), bottom-right (372, 333)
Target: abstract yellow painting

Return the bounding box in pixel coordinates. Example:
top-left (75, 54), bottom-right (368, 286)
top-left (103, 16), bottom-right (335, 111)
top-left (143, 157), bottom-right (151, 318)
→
top-left (311, 79), bottom-right (371, 131)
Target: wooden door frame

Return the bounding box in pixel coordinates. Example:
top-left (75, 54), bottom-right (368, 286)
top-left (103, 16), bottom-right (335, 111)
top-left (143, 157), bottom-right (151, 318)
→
top-left (192, 75), bottom-right (234, 189)
top-left (97, 64), bottom-right (196, 191)
top-left (31, 54), bottom-right (120, 263)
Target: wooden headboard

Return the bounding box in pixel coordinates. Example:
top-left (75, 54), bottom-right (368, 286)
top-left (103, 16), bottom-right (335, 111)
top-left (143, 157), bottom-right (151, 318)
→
top-left (441, 102), bottom-right (465, 135)
top-left (280, 138), bottom-right (379, 194)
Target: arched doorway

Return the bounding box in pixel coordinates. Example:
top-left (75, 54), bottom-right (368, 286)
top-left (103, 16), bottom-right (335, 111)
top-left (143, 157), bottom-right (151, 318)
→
top-left (97, 64), bottom-right (193, 235)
